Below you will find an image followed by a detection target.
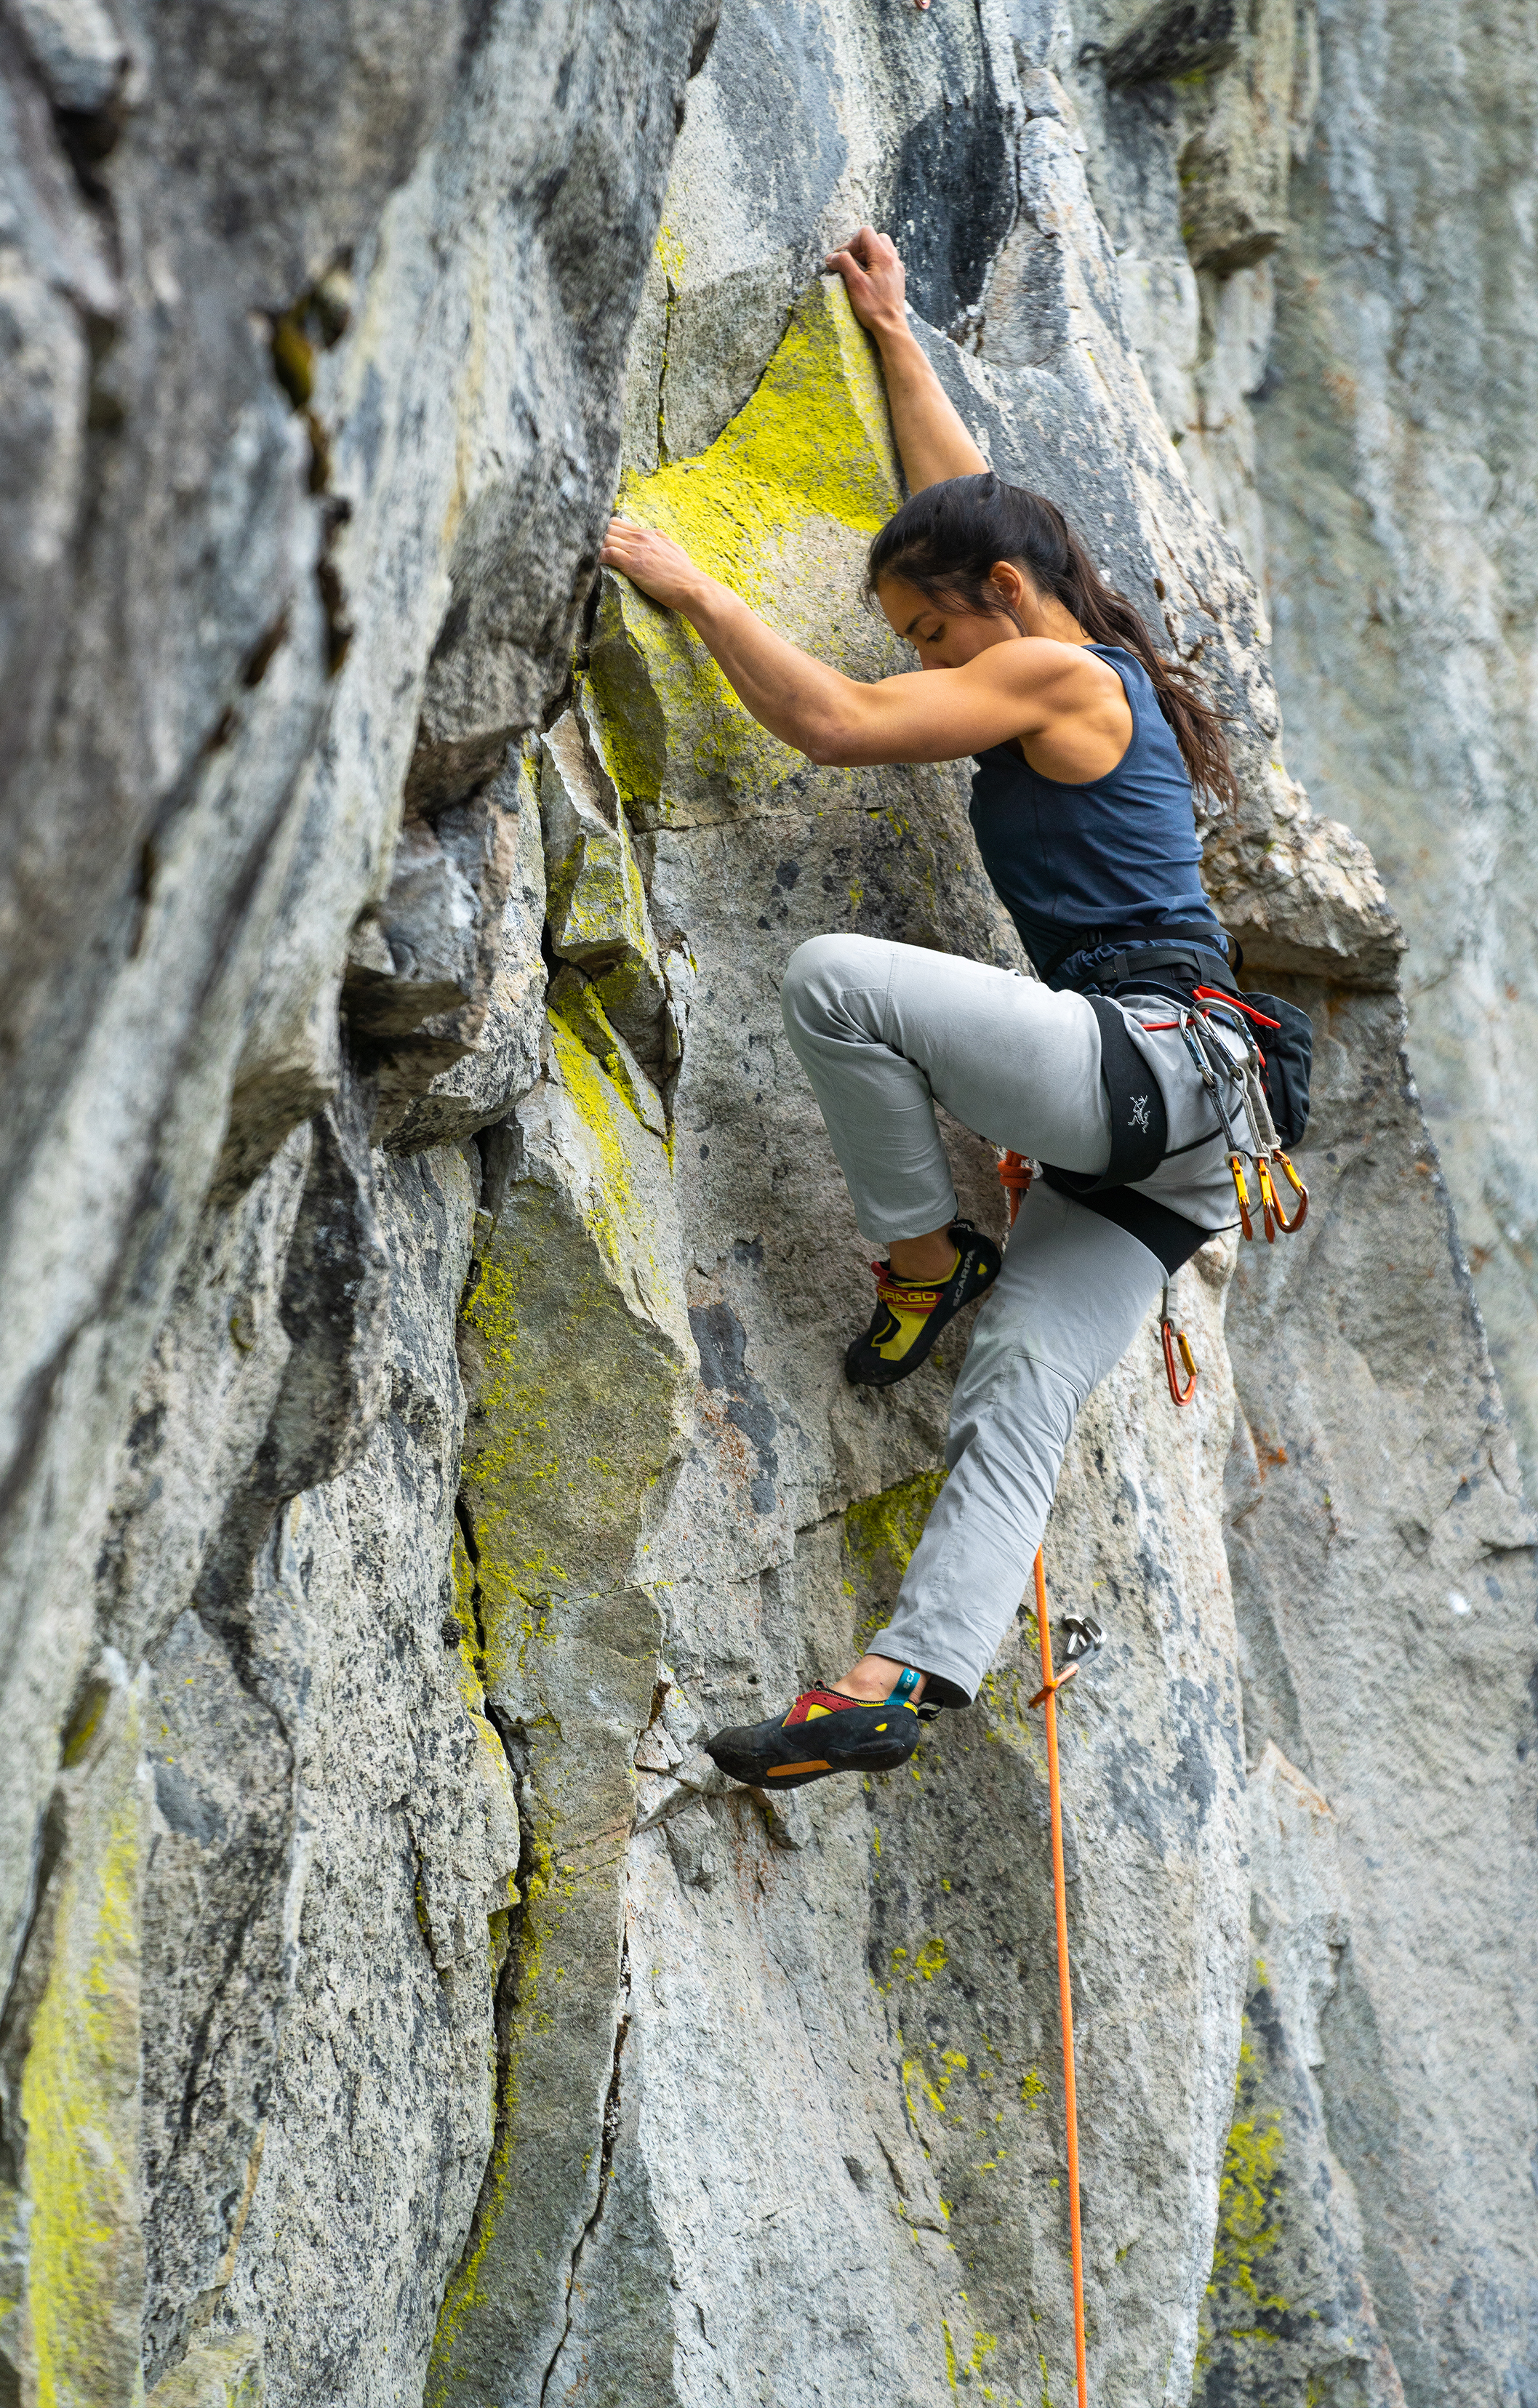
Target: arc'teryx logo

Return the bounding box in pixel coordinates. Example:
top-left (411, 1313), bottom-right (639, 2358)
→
top-left (1129, 1093), bottom-right (1152, 1134)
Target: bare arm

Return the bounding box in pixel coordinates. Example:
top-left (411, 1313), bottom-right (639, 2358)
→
top-left (597, 522), bottom-right (1085, 767)
top-left (825, 228), bottom-right (986, 492)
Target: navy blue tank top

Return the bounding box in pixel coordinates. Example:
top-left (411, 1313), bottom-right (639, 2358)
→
top-left (968, 643), bottom-right (1222, 983)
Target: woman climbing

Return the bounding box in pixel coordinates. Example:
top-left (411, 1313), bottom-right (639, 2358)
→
top-left (600, 225), bottom-right (1257, 1792)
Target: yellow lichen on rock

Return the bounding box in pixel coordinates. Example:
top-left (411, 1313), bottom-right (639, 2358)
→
top-left (843, 1467), bottom-right (949, 1645)
top-left (590, 276), bottom-right (902, 821)
top-left (548, 973), bottom-right (666, 1139)
top-left (630, 274), bottom-right (899, 592)
top-left (846, 1468), bottom-right (949, 1584)
top-left (454, 984), bottom-right (689, 1695)
top-left (20, 1669), bottom-right (148, 2408)
top-left (447, 1515), bottom-right (484, 1707)
top-left (540, 703), bottom-right (670, 1064)
top-left (146, 2334), bottom-right (262, 2407)
top-left (1195, 2016), bottom-right (1289, 2369)
top-left (430, 989), bottom-right (688, 2389)
top-left (545, 790), bottom-right (652, 968)
top-left (541, 711), bottom-right (659, 973)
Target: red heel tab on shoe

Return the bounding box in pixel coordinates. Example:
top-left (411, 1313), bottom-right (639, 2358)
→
top-left (782, 1686), bottom-right (866, 1726)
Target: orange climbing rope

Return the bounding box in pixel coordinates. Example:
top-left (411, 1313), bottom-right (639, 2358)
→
top-left (998, 1147), bottom-right (1034, 1216)
top-left (1031, 1549), bottom-right (1090, 2408)
top-left (1000, 1151), bottom-right (1089, 2407)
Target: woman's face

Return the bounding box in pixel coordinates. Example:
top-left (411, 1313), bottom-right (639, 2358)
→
top-left (875, 567), bottom-right (1030, 669)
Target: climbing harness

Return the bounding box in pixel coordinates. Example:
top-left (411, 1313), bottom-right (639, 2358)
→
top-left (1031, 979), bottom-right (1310, 1279)
top-left (1012, 958), bottom-right (1313, 1399)
top-left (998, 1151), bottom-right (1090, 2407)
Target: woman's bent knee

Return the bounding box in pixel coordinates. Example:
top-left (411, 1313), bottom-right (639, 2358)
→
top-left (781, 933), bottom-right (887, 1043)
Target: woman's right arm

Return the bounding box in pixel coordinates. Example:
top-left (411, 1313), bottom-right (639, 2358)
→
top-left (825, 228), bottom-right (988, 492)
top-left (598, 519), bottom-right (1077, 767)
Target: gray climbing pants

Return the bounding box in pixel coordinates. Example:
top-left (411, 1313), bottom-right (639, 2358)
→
top-left (781, 933), bottom-right (1240, 1701)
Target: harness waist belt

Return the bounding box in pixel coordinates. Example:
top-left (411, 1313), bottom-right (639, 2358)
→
top-left (1058, 940), bottom-right (1239, 1001)
top-left (1041, 920), bottom-right (1237, 986)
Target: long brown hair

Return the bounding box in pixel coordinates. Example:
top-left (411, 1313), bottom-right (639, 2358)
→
top-left (865, 473), bottom-right (1238, 807)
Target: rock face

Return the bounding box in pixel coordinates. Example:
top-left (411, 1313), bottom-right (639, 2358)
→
top-left (0, 4), bottom-right (1533, 2407)
top-left (1076, 0), bottom-right (1538, 1503)
top-left (1255, 0), bottom-right (1538, 1502)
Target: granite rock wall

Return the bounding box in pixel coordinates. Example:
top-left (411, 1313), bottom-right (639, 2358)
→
top-left (0, 2), bottom-right (1533, 2405)
top-left (1252, 0), bottom-right (1538, 1508)
top-left (1074, 0), bottom-right (1538, 1507)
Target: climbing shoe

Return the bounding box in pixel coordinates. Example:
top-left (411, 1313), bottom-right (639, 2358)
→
top-left (844, 1218), bottom-right (1001, 1389)
top-left (707, 1667), bottom-right (927, 1790)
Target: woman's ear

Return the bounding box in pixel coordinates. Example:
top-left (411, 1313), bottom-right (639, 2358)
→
top-left (989, 559), bottom-right (1032, 622)
top-left (987, 556), bottom-right (1035, 626)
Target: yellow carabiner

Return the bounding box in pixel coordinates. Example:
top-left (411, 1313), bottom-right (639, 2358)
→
top-left (1256, 1155), bottom-right (1280, 1244)
top-left (1230, 1153), bottom-right (1254, 1241)
top-left (1270, 1149), bottom-right (1309, 1233)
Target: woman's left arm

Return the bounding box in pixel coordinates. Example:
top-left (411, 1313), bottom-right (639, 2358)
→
top-left (598, 518), bottom-right (1051, 766)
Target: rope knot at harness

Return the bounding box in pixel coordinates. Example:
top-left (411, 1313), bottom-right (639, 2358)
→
top-left (998, 1149), bottom-right (1035, 1214)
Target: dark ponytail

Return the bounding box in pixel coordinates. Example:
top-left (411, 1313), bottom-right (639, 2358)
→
top-left (865, 473), bottom-right (1238, 808)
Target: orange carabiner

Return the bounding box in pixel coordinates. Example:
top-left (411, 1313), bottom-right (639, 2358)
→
top-left (998, 1147), bottom-right (1033, 1229)
top-left (1269, 1149), bottom-right (1308, 1233)
top-left (1230, 1153), bottom-right (1254, 1240)
top-left (1160, 1277), bottom-right (1198, 1406)
top-left (1161, 1315), bottom-right (1198, 1406)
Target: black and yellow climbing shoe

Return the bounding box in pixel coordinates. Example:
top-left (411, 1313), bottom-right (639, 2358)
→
top-left (707, 1667), bottom-right (926, 1790)
top-left (844, 1218), bottom-right (1001, 1388)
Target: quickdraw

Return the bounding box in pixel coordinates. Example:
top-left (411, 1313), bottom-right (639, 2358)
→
top-left (1160, 1277), bottom-right (1198, 1408)
top-left (998, 1149), bottom-right (1034, 1217)
top-left (1025, 1616), bottom-right (1102, 1711)
top-left (1179, 995), bottom-right (1309, 1246)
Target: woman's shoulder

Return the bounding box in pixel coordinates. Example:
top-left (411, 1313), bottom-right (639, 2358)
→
top-left (1085, 641), bottom-right (1147, 680)
top-left (1084, 641), bottom-right (1152, 715)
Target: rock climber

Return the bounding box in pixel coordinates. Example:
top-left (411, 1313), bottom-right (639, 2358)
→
top-left (599, 225), bottom-right (1251, 1794)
